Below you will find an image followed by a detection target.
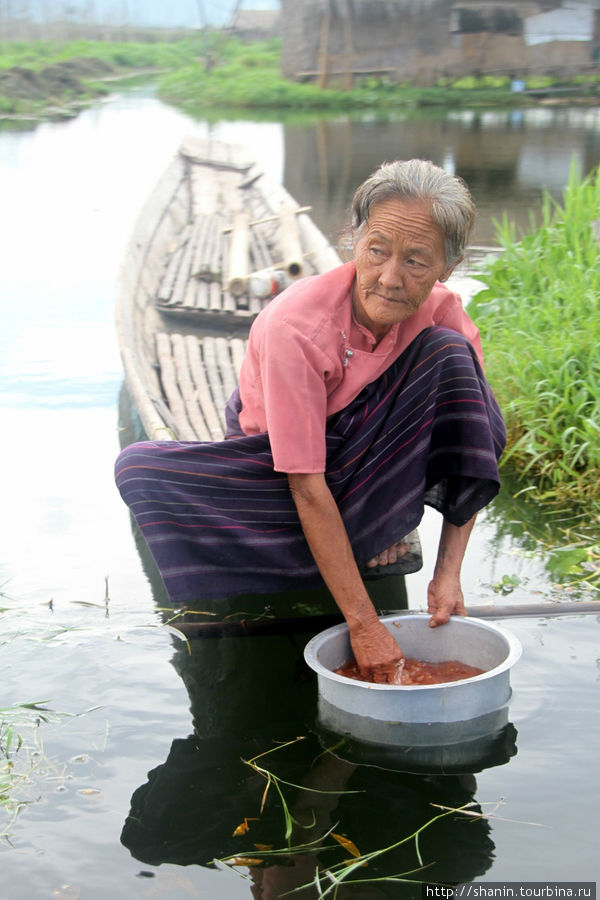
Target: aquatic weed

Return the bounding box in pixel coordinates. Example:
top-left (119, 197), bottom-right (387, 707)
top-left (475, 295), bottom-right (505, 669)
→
top-left (213, 739), bottom-right (542, 897)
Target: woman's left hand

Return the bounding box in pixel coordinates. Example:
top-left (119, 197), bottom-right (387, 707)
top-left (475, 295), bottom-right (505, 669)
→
top-left (427, 515), bottom-right (476, 627)
top-left (427, 572), bottom-right (467, 627)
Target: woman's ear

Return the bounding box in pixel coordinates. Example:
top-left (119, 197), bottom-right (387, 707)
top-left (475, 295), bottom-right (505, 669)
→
top-left (440, 255), bottom-right (463, 283)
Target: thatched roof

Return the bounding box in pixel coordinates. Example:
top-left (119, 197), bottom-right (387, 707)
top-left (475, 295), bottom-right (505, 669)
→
top-left (231, 9), bottom-right (280, 32)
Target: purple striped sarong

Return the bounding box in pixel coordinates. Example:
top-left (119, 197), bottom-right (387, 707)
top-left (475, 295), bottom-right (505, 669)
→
top-left (115, 327), bottom-right (505, 607)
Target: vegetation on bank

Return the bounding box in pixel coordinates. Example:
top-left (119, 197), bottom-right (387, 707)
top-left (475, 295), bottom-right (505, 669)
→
top-left (0, 36), bottom-right (201, 116)
top-left (158, 37), bottom-right (600, 113)
top-left (1, 34), bottom-right (599, 119)
top-left (469, 163), bottom-right (600, 577)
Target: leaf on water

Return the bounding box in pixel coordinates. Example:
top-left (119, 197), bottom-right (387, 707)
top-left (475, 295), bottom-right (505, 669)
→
top-left (232, 816), bottom-right (259, 836)
top-left (254, 843), bottom-right (273, 851)
top-left (332, 832), bottom-right (362, 858)
top-left (225, 857), bottom-right (264, 867)
top-left (77, 788), bottom-right (101, 795)
top-left (71, 601), bottom-right (107, 608)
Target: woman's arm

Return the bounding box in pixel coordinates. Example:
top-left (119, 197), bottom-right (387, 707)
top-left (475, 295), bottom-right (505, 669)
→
top-left (427, 514), bottom-right (476, 627)
top-left (288, 472), bottom-right (403, 683)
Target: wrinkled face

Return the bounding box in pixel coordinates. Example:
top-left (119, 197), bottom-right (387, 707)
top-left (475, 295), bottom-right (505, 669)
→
top-left (353, 196), bottom-right (456, 343)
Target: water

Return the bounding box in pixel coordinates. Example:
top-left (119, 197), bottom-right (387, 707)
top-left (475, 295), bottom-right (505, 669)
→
top-left (1, 87), bottom-right (599, 896)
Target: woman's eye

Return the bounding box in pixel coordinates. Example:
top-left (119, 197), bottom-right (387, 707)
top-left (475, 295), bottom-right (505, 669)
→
top-left (406, 258), bottom-right (427, 269)
top-left (369, 246), bottom-right (385, 258)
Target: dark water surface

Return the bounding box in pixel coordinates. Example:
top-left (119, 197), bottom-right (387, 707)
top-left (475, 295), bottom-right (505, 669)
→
top-left (1, 88), bottom-right (599, 897)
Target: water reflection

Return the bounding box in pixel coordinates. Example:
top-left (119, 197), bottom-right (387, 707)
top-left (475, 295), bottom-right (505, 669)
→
top-left (117, 396), bottom-right (517, 892)
top-left (121, 630), bottom-right (506, 896)
top-left (282, 106), bottom-right (600, 247)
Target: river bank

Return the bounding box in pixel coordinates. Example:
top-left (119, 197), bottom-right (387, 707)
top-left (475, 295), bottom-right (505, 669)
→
top-left (0, 37), bottom-right (193, 121)
top-left (1, 36), bottom-right (599, 124)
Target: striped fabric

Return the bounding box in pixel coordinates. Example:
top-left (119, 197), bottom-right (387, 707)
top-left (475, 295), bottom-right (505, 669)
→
top-left (115, 327), bottom-right (505, 607)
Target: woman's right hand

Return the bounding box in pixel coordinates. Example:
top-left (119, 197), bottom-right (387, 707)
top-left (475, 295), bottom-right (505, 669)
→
top-left (348, 617), bottom-right (404, 684)
top-left (287, 473), bottom-right (404, 684)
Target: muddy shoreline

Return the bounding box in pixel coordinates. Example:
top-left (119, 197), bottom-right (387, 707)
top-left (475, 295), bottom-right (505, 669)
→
top-left (0, 59), bottom-right (163, 122)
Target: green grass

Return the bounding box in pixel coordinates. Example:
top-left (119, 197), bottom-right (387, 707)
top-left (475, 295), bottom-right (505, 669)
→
top-left (0, 37), bottom-right (197, 71)
top-left (1, 701), bottom-right (63, 835)
top-left (0, 36), bottom-right (204, 117)
top-left (157, 38), bottom-right (534, 113)
top-left (469, 161), bottom-right (600, 564)
top-left (2, 35), bottom-right (598, 119)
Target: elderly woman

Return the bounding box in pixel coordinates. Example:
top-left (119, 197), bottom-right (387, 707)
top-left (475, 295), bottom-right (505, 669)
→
top-left (115, 159), bottom-right (505, 683)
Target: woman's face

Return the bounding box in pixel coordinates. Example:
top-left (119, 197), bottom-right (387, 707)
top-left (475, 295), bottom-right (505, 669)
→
top-left (353, 196), bottom-right (456, 343)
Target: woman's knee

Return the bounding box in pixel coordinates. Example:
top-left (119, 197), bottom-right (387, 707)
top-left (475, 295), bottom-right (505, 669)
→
top-left (115, 441), bottom-right (161, 482)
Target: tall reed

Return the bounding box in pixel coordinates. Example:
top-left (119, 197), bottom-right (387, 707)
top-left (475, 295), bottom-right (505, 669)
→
top-left (469, 162), bottom-right (600, 511)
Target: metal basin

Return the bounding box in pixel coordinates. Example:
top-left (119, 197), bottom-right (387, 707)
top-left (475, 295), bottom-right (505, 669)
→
top-left (304, 613), bottom-right (522, 725)
top-left (313, 703), bottom-right (519, 774)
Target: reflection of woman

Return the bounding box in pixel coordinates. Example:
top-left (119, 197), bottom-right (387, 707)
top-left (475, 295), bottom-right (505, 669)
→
top-left (115, 159), bottom-right (505, 682)
top-left (120, 635), bottom-right (500, 893)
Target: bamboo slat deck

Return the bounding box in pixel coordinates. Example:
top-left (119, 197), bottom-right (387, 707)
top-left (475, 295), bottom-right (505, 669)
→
top-left (153, 143), bottom-right (324, 324)
top-left (116, 135), bottom-right (341, 443)
top-left (155, 333), bottom-right (246, 441)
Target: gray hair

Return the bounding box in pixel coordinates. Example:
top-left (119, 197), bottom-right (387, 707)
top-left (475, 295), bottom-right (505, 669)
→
top-left (351, 159), bottom-right (476, 267)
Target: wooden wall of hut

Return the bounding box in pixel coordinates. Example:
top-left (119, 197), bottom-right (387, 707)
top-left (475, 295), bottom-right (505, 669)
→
top-left (281, 0), bottom-right (600, 87)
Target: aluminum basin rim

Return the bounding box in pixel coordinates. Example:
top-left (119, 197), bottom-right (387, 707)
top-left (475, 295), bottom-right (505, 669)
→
top-left (304, 613), bottom-right (523, 691)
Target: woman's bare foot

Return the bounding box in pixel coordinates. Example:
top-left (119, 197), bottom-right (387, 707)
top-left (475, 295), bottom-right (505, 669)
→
top-left (365, 539), bottom-right (409, 568)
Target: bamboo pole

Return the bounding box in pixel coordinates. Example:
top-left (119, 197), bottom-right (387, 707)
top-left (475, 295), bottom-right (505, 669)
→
top-left (317, 2), bottom-right (331, 90)
top-left (227, 211), bottom-right (250, 297)
top-left (279, 202), bottom-right (304, 279)
top-left (167, 601), bottom-right (600, 640)
top-left (222, 206), bottom-right (312, 233)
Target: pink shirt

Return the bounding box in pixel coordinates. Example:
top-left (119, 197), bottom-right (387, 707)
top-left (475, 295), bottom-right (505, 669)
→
top-left (238, 261), bottom-right (483, 474)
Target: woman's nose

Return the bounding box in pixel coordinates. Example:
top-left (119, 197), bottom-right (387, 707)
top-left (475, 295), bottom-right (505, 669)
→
top-left (378, 256), bottom-right (404, 289)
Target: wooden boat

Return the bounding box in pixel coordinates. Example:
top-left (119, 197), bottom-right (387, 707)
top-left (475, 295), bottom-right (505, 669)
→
top-left (115, 135), bottom-right (341, 444)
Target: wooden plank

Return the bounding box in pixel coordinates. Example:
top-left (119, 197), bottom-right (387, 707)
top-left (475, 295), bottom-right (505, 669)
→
top-left (157, 225), bottom-right (191, 303)
top-left (190, 166), bottom-right (219, 216)
top-left (249, 227), bottom-right (270, 272)
top-left (230, 338), bottom-right (247, 381)
top-left (209, 281), bottom-right (223, 312)
top-left (215, 336), bottom-right (238, 402)
top-left (209, 218), bottom-right (224, 283)
top-left (202, 336), bottom-right (228, 434)
top-left (170, 233), bottom-right (196, 307)
top-left (185, 335), bottom-right (225, 441)
top-left (180, 137), bottom-right (252, 172)
top-left (171, 333), bottom-right (212, 441)
top-left (249, 296), bottom-right (262, 316)
top-left (195, 281), bottom-right (209, 310)
top-left (155, 333), bottom-right (196, 440)
top-left (189, 215), bottom-right (213, 278)
top-left (182, 277), bottom-right (198, 309)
